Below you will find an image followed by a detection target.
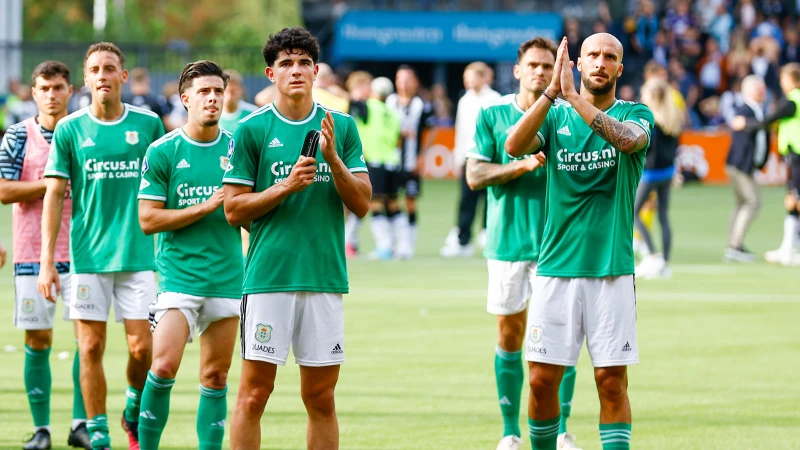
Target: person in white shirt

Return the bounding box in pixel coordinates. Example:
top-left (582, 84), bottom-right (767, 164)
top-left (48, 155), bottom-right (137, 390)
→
top-left (441, 62), bottom-right (501, 257)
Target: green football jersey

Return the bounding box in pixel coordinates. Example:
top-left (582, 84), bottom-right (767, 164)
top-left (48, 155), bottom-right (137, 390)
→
top-left (219, 101), bottom-right (258, 133)
top-left (138, 127), bottom-right (244, 298)
top-left (535, 99), bottom-right (654, 277)
top-left (44, 104), bottom-right (165, 273)
top-left (222, 102), bottom-right (368, 294)
top-left (466, 94), bottom-right (547, 262)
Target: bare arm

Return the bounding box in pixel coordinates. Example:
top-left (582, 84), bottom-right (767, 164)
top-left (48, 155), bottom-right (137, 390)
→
top-left (0, 178), bottom-right (47, 204)
top-left (224, 156), bottom-right (317, 227)
top-left (565, 93), bottom-right (649, 155)
top-left (38, 177), bottom-right (67, 301)
top-left (504, 93), bottom-right (557, 157)
top-left (330, 160), bottom-right (371, 218)
top-left (138, 188), bottom-right (223, 235)
top-left (466, 156), bottom-right (543, 191)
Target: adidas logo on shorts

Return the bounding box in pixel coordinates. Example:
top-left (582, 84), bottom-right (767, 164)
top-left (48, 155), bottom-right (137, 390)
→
top-left (331, 343), bottom-right (343, 354)
top-left (622, 342), bottom-right (631, 352)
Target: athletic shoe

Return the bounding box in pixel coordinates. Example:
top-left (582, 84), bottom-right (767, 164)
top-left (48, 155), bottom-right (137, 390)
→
top-left (724, 247), bottom-right (756, 263)
top-left (120, 415), bottom-right (140, 450)
top-left (439, 241), bottom-right (473, 258)
top-left (368, 248), bottom-right (393, 261)
top-left (496, 435), bottom-right (524, 450)
top-left (67, 423), bottom-right (92, 450)
top-left (393, 249), bottom-right (414, 260)
top-left (23, 429), bottom-right (51, 450)
top-left (660, 263), bottom-right (672, 279)
top-left (477, 229), bottom-right (487, 249)
top-left (444, 227), bottom-right (459, 247)
top-left (633, 236), bottom-right (649, 259)
top-left (345, 243), bottom-right (358, 258)
top-left (634, 253), bottom-right (665, 279)
top-left (558, 432), bottom-right (582, 449)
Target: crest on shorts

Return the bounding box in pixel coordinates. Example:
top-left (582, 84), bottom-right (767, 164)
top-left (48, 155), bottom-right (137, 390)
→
top-left (220, 155), bottom-right (229, 171)
top-left (126, 131), bottom-right (139, 145)
top-left (528, 325), bottom-right (543, 343)
top-left (21, 298), bottom-right (35, 313)
top-left (255, 323), bottom-right (272, 343)
top-left (77, 285), bottom-right (90, 301)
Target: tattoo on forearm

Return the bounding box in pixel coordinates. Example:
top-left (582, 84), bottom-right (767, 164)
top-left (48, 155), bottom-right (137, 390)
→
top-left (589, 112), bottom-right (648, 153)
top-left (336, 170), bottom-right (348, 183)
top-left (468, 160), bottom-right (525, 189)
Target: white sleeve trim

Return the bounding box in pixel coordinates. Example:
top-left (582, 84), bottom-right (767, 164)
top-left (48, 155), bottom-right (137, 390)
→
top-left (465, 152), bottom-right (491, 162)
top-left (44, 170), bottom-right (70, 179)
top-left (222, 177), bottom-right (255, 186)
top-left (349, 167), bottom-right (369, 173)
top-left (138, 194), bottom-right (167, 201)
top-left (624, 120), bottom-right (652, 147)
top-left (536, 131), bottom-right (546, 151)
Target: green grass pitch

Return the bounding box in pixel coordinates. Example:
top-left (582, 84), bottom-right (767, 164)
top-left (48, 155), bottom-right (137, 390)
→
top-left (0, 180), bottom-right (798, 449)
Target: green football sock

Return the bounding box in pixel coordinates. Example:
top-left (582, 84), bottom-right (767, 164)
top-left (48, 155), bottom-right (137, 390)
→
top-left (138, 371), bottom-right (175, 450)
top-left (600, 423), bottom-right (632, 449)
top-left (528, 416), bottom-right (560, 450)
top-left (558, 365), bottom-right (576, 434)
top-left (124, 385), bottom-right (142, 423)
top-left (87, 414), bottom-right (111, 449)
top-left (73, 345), bottom-right (87, 421)
top-left (494, 345), bottom-right (523, 438)
top-left (197, 385), bottom-right (228, 450)
top-left (24, 345), bottom-right (51, 428)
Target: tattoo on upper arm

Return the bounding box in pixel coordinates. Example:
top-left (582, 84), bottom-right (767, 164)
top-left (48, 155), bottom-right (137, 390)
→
top-left (589, 113), bottom-right (649, 153)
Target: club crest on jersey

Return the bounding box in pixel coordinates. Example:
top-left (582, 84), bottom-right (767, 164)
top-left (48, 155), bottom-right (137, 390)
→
top-left (126, 131), bottom-right (139, 145)
top-left (220, 156), bottom-right (229, 170)
top-left (77, 285), bottom-right (90, 301)
top-left (21, 298), bottom-right (35, 313)
top-left (255, 324), bottom-right (272, 343)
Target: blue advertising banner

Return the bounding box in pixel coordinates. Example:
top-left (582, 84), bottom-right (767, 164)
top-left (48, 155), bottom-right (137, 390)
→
top-left (333, 11), bottom-right (563, 62)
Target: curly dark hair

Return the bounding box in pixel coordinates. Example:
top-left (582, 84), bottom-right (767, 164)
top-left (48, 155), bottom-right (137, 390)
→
top-left (32, 61), bottom-right (70, 85)
top-left (517, 37), bottom-right (557, 62)
top-left (178, 60), bottom-right (229, 95)
top-left (262, 27), bottom-right (320, 67)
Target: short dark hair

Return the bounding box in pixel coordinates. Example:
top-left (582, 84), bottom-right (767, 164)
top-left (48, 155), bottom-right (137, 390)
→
top-left (517, 37), bottom-right (557, 61)
top-left (396, 64), bottom-right (418, 78)
top-left (31, 61), bottom-right (70, 86)
top-left (262, 27), bottom-right (320, 67)
top-left (178, 60), bottom-right (229, 95)
top-left (85, 42), bottom-right (125, 68)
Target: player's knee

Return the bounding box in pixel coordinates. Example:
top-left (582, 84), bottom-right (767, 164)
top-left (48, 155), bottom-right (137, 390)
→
top-left (128, 338), bottom-right (152, 363)
top-left (200, 366), bottom-right (229, 390)
top-left (595, 369), bottom-right (627, 402)
top-left (80, 335), bottom-right (106, 361)
top-left (25, 330), bottom-right (53, 350)
top-left (301, 386), bottom-right (336, 416)
top-left (238, 384), bottom-right (273, 414)
top-left (498, 321), bottom-right (525, 352)
top-left (528, 367), bottom-right (561, 397)
top-left (150, 356), bottom-right (180, 380)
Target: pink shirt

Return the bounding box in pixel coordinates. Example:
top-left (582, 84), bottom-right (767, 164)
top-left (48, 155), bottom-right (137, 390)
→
top-left (12, 117), bottom-right (71, 263)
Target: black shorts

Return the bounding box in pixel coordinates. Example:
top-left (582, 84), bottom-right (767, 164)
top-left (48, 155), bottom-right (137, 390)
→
top-left (368, 164), bottom-right (401, 197)
top-left (401, 171), bottom-right (421, 198)
top-left (788, 153), bottom-right (800, 201)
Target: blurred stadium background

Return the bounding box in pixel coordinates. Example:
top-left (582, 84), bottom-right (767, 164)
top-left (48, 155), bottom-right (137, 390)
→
top-left (1, 0), bottom-right (799, 449)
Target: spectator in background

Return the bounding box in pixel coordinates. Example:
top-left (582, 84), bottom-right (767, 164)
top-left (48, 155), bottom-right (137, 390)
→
top-left (737, 0), bottom-right (758, 31)
top-left (665, 0), bottom-right (695, 41)
top-left (634, 0), bottom-right (659, 55)
top-left (752, 12), bottom-right (784, 48)
top-left (441, 62), bottom-right (500, 258)
top-left (219, 69), bottom-right (258, 133)
top-left (669, 57), bottom-right (701, 128)
top-left (724, 75), bottom-right (770, 262)
top-left (5, 82), bottom-right (37, 127)
top-left (720, 73), bottom-right (746, 127)
top-left (618, 85), bottom-right (636, 101)
top-left (782, 27), bottom-right (800, 65)
top-left (122, 67), bottom-right (171, 123)
top-left (162, 80), bottom-right (186, 130)
top-left (653, 29), bottom-right (671, 67)
top-left (430, 84), bottom-right (454, 127)
top-left (708, 4), bottom-right (734, 53)
top-left (634, 78), bottom-right (685, 279)
top-left (313, 63), bottom-right (350, 111)
top-left (697, 37), bottom-right (728, 99)
top-left (750, 36), bottom-right (782, 96)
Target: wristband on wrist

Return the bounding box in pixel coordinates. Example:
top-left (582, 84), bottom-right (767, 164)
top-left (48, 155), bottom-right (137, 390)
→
top-left (542, 90), bottom-right (556, 103)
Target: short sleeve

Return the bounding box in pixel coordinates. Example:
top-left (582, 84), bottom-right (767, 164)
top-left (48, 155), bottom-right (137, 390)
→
top-left (223, 124), bottom-right (257, 187)
top-left (44, 122), bottom-right (72, 179)
top-left (138, 145), bottom-right (170, 202)
top-left (0, 123), bottom-right (24, 181)
top-left (341, 115), bottom-right (368, 173)
top-left (465, 108), bottom-right (494, 163)
top-left (623, 103), bottom-right (656, 148)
